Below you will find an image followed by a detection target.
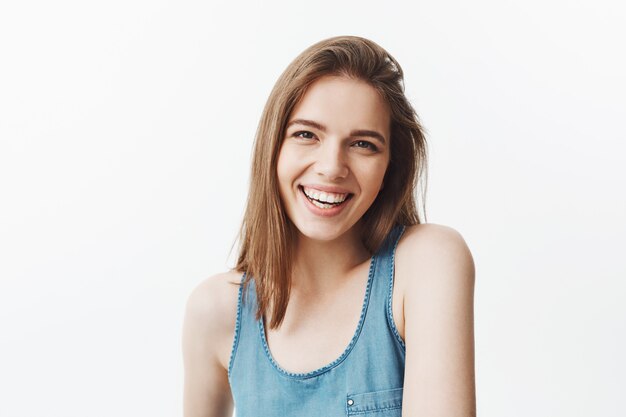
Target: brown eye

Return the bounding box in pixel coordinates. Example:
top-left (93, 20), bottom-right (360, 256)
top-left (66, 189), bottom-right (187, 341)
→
top-left (353, 140), bottom-right (378, 152)
top-left (294, 131), bottom-right (315, 139)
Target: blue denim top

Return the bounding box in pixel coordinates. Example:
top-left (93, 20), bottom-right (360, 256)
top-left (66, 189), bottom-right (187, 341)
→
top-left (228, 224), bottom-right (406, 417)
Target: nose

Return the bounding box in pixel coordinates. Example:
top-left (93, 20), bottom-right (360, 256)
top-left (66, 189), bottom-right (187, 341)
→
top-left (314, 140), bottom-right (349, 181)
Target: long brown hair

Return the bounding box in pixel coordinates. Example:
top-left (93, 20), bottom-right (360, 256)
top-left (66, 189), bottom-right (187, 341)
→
top-left (233, 35), bottom-right (428, 330)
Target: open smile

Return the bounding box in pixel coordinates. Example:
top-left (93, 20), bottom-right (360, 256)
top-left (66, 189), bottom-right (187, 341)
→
top-left (298, 185), bottom-right (354, 216)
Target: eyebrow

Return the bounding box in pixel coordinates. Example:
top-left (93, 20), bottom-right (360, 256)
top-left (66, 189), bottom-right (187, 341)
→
top-left (286, 118), bottom-right (387, 145)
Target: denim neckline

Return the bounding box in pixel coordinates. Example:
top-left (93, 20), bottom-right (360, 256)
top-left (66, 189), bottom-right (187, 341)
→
top-left (257, 253), bottom-right (378, 380)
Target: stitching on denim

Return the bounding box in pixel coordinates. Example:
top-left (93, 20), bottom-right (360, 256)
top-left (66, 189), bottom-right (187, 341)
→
top-left (258, 254), bottom-right (378, 380)
top-left (386, 225), bottom-right (407, 351)
top-left (347, 387), bottom-right (404, 414)
top-left (348, 404), bottom-right (402, 415)
top-left (227, 271), bottom-right (246, 380)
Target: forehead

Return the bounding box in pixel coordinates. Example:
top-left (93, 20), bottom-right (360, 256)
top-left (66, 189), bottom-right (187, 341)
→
top-left (288, 75), bottom-right (391, 136)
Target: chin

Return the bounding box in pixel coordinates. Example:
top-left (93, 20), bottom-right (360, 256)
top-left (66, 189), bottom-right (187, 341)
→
top-left (294, 221), bottom-right (353, 242)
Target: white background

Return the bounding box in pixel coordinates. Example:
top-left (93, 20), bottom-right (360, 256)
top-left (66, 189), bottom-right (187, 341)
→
top-left (1, 1), bottom-right (624, 416)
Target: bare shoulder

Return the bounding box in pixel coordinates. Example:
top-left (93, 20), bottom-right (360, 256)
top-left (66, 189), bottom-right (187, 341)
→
top-left (183, 269), bottom-right (244, 370)
top-left (182, 270), bottom-right (243, 417)
top-left (391, 223), bottom-right (474, 339)
top-left (395, 223), bottom-right (476, 415)
top-left (396, 223), bottom-right (475, 285)
top-left (398, 222), bottom-right (472, 253)
top-left (185, 269), bottom-right (243, 321)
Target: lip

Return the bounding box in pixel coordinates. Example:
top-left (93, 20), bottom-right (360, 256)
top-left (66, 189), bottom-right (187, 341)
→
top-left (298, 185), bottom-right (353, 217)
top-left (299, 183), bottom-right (353, 194)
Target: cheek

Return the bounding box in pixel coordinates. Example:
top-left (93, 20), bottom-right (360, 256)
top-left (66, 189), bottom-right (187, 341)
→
top-left (275, 159), bottom-right (290, 207)
top-left (276, 147), bottom-right (297, 189)
top-left (276, 145), bottom-right (287, 176)
top-left (360, 161), bottom-right (388, 191)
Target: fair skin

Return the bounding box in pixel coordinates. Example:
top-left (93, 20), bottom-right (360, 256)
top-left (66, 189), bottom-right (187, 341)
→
top-left (275, 75), bottom-right (391, 298)
top-left (182, 75), bottom-right (476, 417)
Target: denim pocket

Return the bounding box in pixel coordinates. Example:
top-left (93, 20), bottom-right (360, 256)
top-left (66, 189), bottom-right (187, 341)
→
top-left (346, 387), bottom-right (403, 416)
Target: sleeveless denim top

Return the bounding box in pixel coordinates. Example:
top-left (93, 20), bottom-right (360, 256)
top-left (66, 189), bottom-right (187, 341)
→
top-left (228, 224), bottom-right (406, 417)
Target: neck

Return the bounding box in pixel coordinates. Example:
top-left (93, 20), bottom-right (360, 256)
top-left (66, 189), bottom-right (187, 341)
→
top-left (290, 224), bottom-right (371, 295)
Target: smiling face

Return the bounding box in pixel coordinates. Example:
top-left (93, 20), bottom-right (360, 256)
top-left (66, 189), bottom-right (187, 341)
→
top-left (276, 75), bottom-right (391, 243)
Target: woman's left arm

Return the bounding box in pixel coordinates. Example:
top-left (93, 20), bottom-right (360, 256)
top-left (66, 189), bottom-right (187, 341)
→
top-left (401, 225), bottom-right (476, 417)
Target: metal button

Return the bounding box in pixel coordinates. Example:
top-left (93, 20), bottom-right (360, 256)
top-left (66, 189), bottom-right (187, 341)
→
top-left (347, 399), bottom-right (354, 406)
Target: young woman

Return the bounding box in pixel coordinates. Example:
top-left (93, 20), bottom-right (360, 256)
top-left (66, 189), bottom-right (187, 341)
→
top-left (182, 36), bottom-right (476, 417)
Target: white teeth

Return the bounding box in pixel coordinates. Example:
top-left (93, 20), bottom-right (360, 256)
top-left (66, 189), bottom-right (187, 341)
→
top-left (302, 187), bottom-right (348, 204)
top-left (310, 199), bottom-right (334, 209)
